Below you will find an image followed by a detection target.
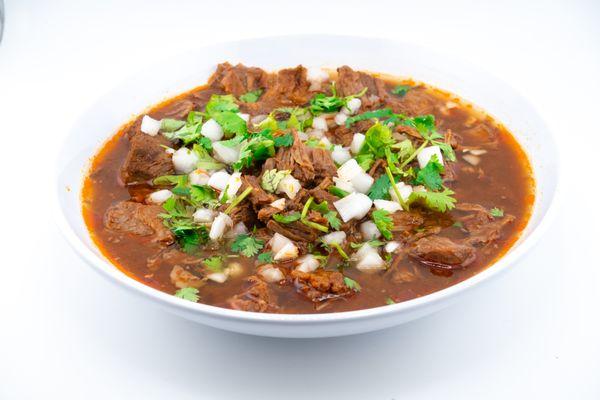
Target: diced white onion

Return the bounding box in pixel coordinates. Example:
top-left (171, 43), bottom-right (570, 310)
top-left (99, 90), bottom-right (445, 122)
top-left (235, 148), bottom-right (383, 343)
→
top-left (312, 116), bottom-right (329, 131)
top-left (417, 145), bottom-right (444, 168)
top-left (165, 147), bottom-right (176, 155)
top-left (251, 114), bottom-right (267, 125)
top-left (352, 242), bottom-right (378, 261)
top-left (212, 141), bottom-right (240, 165)
top-left (334, 112), bottom-right (348, 126)
top-left (337, 158), bottom-right (363, 181)
top-left (389, 181), bottom-right (413, 204)
top-left (225, 222), bottom-right (248, 239)
top-left (331, 145), bottom-right (352, 165)
top-left (298, 131), bottom-right (308, 141)
top-left (274, 242), bottom-right (299, 261)
top-left (306, 128), bottom-right (325, 138)
top-left (219, 172), bottom-right (242, 201)
top-left (277, 174), bottom-right (301, 199)
top-left (237, 113), bottom-right (250, 122)
top-left (259, 265), bottom-right (285, 283)
top-left (321, 231), bottom-right (346, 245)
top-left (269, 233), bottom-right (293, 254)
top-left (307, 67), bottom-right (330, 91)
top-left (374, 199), bottom-right (402, 213)
top-left (207, 272), bottom-right (228, 283)
top-left (201, 118), bottom-right (224, 141)
top-left (172, 147), bottom-right (200, 174)
top-left (189, 169), bottom-right (210, 186)
top-left (319, 136), bottom-right (332, 148)
top-left (295, 255), bottom-right (320, 273)
top-left (350, 171), bottom-right (374, 194)
top-left (384, 241), bottom-right (401, 253)
top-left (350, 133), bottom-right (365, 154)
top-left (342, 98), bottom-right (362, 115)
top-left (467, 148), bottom-right (487, 156)
top-left (270, 198), bottom-right (286, 211)
top-left (209, 212), bottom-right (233, 241)
top-left (463, 154), bottom-right (481, 166)
top-left (193, 208), bottom-right (216, 223)
top-left (147, 189), bottom-right (173, 204)
top-left (360, 221), bottom-right (381, 240)
top-left (333, 192), bottom-right (373, 222)
top-left (208, 170), bottom-right (231, 191)
top-left (356, 251), bottom-right (387, 271)
top-left (333, 177), bottom-right (355, 193)
top-left (140, 115), bottom-right (161, 136)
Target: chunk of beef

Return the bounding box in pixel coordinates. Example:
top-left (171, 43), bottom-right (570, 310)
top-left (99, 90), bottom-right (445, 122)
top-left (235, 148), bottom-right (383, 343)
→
top-left (208, 62), bottom-right (268, 97)
top-left (309, 147), bottom-right (338, 180)
top-left (262, 66), bottom-right (311, 106)
top-left (219, 200), bottom-right (257, 227)
top-left (257, 206), bottom-right (281, 223)
top-left (391, 211), bottom-right (424, 232)
top-left (121, 134), bottom-right (174, 184)
top-left (147, 248), bottom-right (204, 272)
top-left (170, 265), bottom-right (206, 289)
top-left (271, 133), bottom-right (315, 183)
top-left (153, 99), bottom-right (194, 120)
top-left (104, 201), bottom-right (174, 245)
top-left (227, 275), bottom-right (279, 313)
top-left (291, 270), bottom-right (352, 303)
top-left (267, 220), bottom-right (318, 243)
top-left (409, 236), bottom-right (476, 269)
top-left (464, 215), bottom-right (516, 247)
top-left (243, 175), bottom-right (276, 208)
top-left (336, 66), bottom-right (388, 109)
top-left (454, 203), bottom-right (494, 232)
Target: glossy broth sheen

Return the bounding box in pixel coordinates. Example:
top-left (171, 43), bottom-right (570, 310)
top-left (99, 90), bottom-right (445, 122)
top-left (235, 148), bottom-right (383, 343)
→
top-left (83, 66), bottom-right (534, 313)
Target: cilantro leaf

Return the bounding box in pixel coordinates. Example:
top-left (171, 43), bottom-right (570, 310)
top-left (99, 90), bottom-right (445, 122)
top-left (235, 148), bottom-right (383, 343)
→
top-left (230, 234), bottom-right (264, 257)
top-left (203, 256), bottom-right (224, 272)
top-left (257, 252), bottom-right (274, 264)
top-left (343, 276), bottom-right (361, 292)
top-left (189, 185), bottom-right (217, 207)
top-left (232, 134), bottom-right (275, 171)
top-left (273, 212), bottom-right (302, 224)
top-left (490, 207), bottom-right (504, 218)
top-left (273, 133), bottom-right (293, 147)
top-left (309, 84), bottom-right (366, 115)
top-left (261, 169), bottom-right (290, 193)
top-left (205, 94), bottom-right (239, 114)
top-left (174, 287), bottom-right (200, 302)
top-left (361, 122), bottom-right (395, 158)
top-left (240, 89), bottom-right (263, 103)
top-left (414, 155), bottom-right (444, 191)
top-left (153, 174), bottom-right (186, 186)
top-left (372, 209), bottom-right (394, 240)
top-left (385, 296), bottom-right (396, 305)
top-left (368, 175), bottom-right (391, 200)
top-left (408, 187), bottom-right (457, 213)
top-left (391, 84), bottom-right (411, 97)
top-left (324, 210), bottom-right (342, 230)
top-left (345, 108), bottom-right (394, 127)
top-left (212, 111), bottom-right (247, 137)
top-left (160, 118), bottom-right (186, 132)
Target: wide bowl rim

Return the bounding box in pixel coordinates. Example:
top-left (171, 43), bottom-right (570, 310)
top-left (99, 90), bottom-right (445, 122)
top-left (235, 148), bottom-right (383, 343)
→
top-left (54, 34), bottom-right (561, 325)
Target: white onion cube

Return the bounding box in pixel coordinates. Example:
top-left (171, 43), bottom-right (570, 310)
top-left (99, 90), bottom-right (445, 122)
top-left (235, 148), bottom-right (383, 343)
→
top-left (374, 199), bottom-right (402, 213)
top-left (189, 169), bottom-right (210, 186)
top-left (274, 242), bottom-right (299, 261)
top-left (208, 170), bottom-right (231, 191)
top-left (172, 147), bottom-right (200, 174)
top-left (312, 116), bottom-right (328, 131)
top-left (296, 255), bottom-right (320, 273)
top-left (350, 171), bottom-right (374, 194)
top-left (333, 192), bottom-right (373, 222)
top-left (212, 142), bottom-right (240, 165)
top-left (389, 181), bottom-right (413, 203)
top-left (321, 231), bottom-right (346, 245)
top-left (360, 221), bottom-right (381, 240)
top-left (147, 189), bottom-right (173, 204)
top-left (343, 98), bottom-right (361, 115)
top-left (140, 115), bottom-right (161, 136)
top-left (331, 146), bottom-right (352, 165)
top-left (350, 133), bottom-right (365, 154)
top-left (277, 174), bottom-right (301, 199)
top-left (201, 118), bottom-right (224, 141)
top-left (337, 158), bottom-right (362, 181)
top-left (209, 212), bottom-right (233, 241)
top-left (269, 233), bottom-right (293, 254)
top-left (193, 208), bottom-right (216, 223)
top-left (417, 145), bottom-right (444, 169)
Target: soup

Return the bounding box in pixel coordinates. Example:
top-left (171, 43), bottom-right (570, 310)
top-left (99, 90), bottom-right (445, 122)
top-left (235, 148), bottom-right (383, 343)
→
top-left (82, 63), bottom-right (534, 313)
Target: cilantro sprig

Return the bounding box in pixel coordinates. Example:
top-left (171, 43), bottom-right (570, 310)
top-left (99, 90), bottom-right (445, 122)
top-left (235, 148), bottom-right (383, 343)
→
top-left (230, 234), bottom-right (265, 257)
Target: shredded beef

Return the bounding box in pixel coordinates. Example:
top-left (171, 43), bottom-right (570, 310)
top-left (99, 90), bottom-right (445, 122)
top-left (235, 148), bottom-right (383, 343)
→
top-left (291, 270), bottom-right (352, 303)
top-left (409, 236), bottom-right (476, 269)
top-left (271, 133), bottom-right (315, 183)
top-left (464, 215), bottom-right (516, 247)
top-left (121, 134), bottom-right (174, 184)
top-left (219, 201), bottom-right (257, 227)
top-left (391, 212), bottom-right (424, 232)
top-left (227, 275), bottom-right (279, 312)
top-left (104, 201), bottom-right (174, 245)
top-left (336, 66), bottom-right (389, 109)
top-left (267, 220), bottom-right (318, 243)
top-left (242, 175), bottom-right (276, 208)
top-left (208, 62), bottom-right (268, 97)
top-left (309, 147), bottom-right (338, 180)
top-left (261, 66), bottom-right (311, 106)
top-left (147, 248), bottom-right (204, 272)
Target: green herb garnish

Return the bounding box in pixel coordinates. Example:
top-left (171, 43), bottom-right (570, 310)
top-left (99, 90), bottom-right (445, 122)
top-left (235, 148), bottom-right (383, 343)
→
top-left (490, 207), bottom-right (504, 218)
top-left (174, 287), bottom-right (200, 302)
top-left (230, 234), bottom-right (264, 257)
top-left (344, 277), bottom-right (361, 292)
top-left (240, 89), bottom-right (263, 103)
top-left (372, 209), bottom-right (394, 240)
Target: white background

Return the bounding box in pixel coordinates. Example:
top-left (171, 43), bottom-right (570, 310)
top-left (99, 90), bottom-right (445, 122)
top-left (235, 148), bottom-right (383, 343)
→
top-left (1, 0), bottom-right (599, 398)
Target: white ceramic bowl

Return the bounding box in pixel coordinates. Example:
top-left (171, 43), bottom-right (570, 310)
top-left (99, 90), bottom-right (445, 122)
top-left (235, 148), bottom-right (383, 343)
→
top-left (54, 35), bottom-right (559, 338)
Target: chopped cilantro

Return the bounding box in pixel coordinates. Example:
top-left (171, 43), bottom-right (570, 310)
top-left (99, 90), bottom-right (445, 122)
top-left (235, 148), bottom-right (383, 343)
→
top-left (205, 94), bottom-right (239, 114)
top-left (273, 212), bottom-right (302, 224)
top-left (189, 185), bottom-right (217, 207)
top-left (257, 252), bottom-right (274, 264)
top-left (345, 108), bottom-right (394, 127)
top-left (368, 174), bottom-right (391, 200)
top-left (349, 240), bottom-right (385, 249)
top-left (452, 221), bottom-right (464, 228)
top-left (192, 144), bottom-right (225, 170)
top-left (232, 132), bottom-right (275, 171)
top-left (212, 111), bottom-right (247, 137)
top-left (490, 207), bottom-right (504, 218)
top-left (413, 155), bottom-right (444, 191)
top-left (273, 133), bottom-right (294, 147)
top-left (174, 287), bottom-right (199, 302)
top-left (385, 296), bottom-right (396, 305)
top-left (160, 118), bottom-right (186, 132)
top-left (308, 84), bottom-right (366, 115)
top-left (391, 84), bottom-right (411, 97)
top-left (328, 186), bottom-right (349, 198)
top-left (261, 169), bottom-right (290, 193)
top-left (361, 122), bottom-right (395, 158)
top-left (230, 234), bottom-right (264, 257)
top-left (203, 256), bottom-right (224, 272)
top-left (372, 209), bottom-right (394, 240)
top-left (408, 187), bottom-right (457, 213)
top-left (240, 89), bottom-right (263, 103)
top-left (153, 174), bottom-right (185, 186)
top-left (344, 277), bottom-right (361, 292)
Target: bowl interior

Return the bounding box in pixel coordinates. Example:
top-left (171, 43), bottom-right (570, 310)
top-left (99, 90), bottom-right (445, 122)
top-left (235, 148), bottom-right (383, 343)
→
top-left (55, 35), bottom-right (558, 332)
